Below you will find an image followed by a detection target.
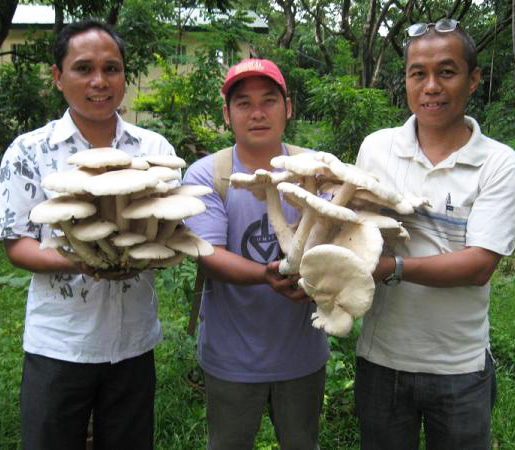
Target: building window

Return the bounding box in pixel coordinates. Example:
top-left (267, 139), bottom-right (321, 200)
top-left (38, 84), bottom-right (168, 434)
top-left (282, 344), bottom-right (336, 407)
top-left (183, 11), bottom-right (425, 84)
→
top-left (171, 45), bottom-right (186, 65)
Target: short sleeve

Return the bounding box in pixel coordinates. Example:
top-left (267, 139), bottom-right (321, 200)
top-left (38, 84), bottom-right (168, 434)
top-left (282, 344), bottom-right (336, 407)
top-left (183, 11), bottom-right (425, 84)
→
top-left (0, 139), bottom-right (45, 240)
top-left (466, 150), bottom-right (515, 256)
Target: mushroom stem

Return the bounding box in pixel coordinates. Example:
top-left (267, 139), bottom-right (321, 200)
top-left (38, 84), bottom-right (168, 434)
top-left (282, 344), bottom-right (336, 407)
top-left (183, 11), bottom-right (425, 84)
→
top-left (304, 182), bottom-right (357, 251)
top-left (59, 221), bottom-right (109, 269)
top-left (116, 195), bottom-right (130, 232)
top-left (99, 195), bottom-right (116, 223)
top-left (56, 248), bottom-right (83, 263)
top-left (331, 182), bottom-right (356, 206)
top-left (278, 177), bottom-right (317, 275)
top-left (145, 217), bottom-right (159, 241)
top-left (265, 185), bottom-right (293, 255)
top-left (156, 220), bottom-right (180, 244)
top-left (97, 239), bottom-right (119, 263)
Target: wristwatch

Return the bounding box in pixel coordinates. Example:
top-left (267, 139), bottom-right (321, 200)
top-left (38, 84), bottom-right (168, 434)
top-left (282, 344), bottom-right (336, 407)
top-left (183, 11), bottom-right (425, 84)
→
top-left (383, 256), bottom-right (404, 286)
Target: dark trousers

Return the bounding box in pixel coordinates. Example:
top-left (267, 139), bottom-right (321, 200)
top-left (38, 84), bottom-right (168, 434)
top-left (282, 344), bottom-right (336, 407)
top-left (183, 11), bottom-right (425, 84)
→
top-left (354, 353), bottom-right (497, 450)
top-left (204, 366), bottom-right (326, 450)
top-left (20, 350), bottom-right (156, 450)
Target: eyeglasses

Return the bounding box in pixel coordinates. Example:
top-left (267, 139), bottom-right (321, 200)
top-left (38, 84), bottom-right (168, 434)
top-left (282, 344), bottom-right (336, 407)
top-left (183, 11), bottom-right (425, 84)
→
top-left (406, 19), bottom-right (459, 37)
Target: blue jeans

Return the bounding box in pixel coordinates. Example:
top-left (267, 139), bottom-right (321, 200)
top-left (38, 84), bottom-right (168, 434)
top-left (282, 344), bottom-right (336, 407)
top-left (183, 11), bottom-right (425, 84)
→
top-left (204, 366), bottom-right (325, 450)
top-left (354, 353), bottom-right (496, 450)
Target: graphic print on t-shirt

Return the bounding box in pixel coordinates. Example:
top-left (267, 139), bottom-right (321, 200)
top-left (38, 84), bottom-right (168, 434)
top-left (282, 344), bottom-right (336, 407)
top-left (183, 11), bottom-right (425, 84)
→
top-left (241, 213), bottom-right (280, 263)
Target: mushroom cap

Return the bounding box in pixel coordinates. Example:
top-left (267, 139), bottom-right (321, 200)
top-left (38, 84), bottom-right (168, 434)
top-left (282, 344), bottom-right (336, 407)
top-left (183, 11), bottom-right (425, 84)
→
top-left (169, 185), bottom-right (213, 197)
top-left (83, 169), bottom-right (159, 196)
top-left (299, 244), bottom-right (375, 318)
top-left (111, 232), bottom-right (147, 247)
top-left (30, 195), bottom-right (97, 224)
top-left (277, 182), bottom-right (359, 223)
top-left (330, 221), bottom-right (383, 273)
top-left (229, 169), bottom-right (297, 192)
top-left (130, 157), bottom-right (151, 170)
top-left (42, 168), bottom-right (100, 195)
top-left (311, 305), bottom-right (354, 337)
top-left (130, 181), bottom-right (173, 200)
top-left (122, 195), bottom-right (206, 221)
top-left (326, 160), bottom-right (380, 187)
top-left (71, 219), bottom-right (118, 242)
top-left (147, 166), bottom-right (181, 182)
top-left (145, 155), bottom-right (186, 169)
top-left (270, 152), bottom-right (330, 176)
top-left (128, 242), bottom-right (176, 260)
top-left (166, 228), bottom-right (214, 257)
top-left (67, 147), bottom-right (132, 169)
top-left (354, 210), bottom-right (410, 239)
top-left (350, 188), bottom-right (431, 215)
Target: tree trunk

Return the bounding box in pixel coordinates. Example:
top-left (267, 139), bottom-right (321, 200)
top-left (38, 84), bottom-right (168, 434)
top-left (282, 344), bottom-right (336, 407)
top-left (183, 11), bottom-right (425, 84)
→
top-left (276, 0), bottom-right (295, 49)
top-left (512, 0), bottom-right (515, 62)
top-left (53, 5), bottom-right (65, 35)
top-left (106, 0), bottom-right (125, 25)
top-left (0, 0), bottom-right (18, 49)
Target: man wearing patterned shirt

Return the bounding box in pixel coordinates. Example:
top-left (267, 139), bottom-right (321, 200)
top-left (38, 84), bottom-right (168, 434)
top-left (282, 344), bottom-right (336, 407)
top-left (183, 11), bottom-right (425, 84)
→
top-left (0, 20), bottom-right (176, 449)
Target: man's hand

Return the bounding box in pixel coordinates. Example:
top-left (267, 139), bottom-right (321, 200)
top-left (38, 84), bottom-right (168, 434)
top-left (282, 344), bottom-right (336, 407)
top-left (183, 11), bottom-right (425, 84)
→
top-left (265, 260), bottom-right (312, 304)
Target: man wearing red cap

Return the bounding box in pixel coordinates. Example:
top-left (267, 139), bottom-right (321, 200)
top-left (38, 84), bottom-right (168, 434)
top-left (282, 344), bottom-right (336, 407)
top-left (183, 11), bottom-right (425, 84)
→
top-left (183, 59), bottom-right (329, 449)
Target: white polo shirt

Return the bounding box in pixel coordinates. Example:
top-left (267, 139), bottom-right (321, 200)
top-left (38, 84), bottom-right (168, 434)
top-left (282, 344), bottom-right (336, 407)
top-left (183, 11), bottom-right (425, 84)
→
top-left (356, 115), bottom-right (515, 374)
top-left (0, 110), bottom-right (177, 363)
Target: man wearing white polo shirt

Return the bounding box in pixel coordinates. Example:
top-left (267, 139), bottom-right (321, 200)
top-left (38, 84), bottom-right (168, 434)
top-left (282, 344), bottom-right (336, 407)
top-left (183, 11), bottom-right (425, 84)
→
top-left (354, 20), bottom-right (515, 450)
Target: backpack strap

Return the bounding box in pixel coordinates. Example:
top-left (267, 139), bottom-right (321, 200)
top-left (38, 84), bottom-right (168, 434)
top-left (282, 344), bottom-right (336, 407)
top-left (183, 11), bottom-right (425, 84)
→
top-left (187, 146), bottom-right (233, 336)
top-left (212, 146), bottom-right (233, 202)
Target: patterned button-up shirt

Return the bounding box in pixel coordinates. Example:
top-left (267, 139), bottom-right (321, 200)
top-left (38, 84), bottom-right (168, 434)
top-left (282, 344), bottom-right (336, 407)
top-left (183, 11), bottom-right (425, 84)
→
top-left (0, 110), bottom-right (177, 363)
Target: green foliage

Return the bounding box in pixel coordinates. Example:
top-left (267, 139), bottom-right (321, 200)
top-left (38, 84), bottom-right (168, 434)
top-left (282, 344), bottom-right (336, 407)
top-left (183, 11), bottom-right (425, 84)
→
top-left (154, 260), bottom-right (208, 449)
top-left (0, 62), bottom-right (65, 153)
top-left (483, 76), bottom-right (515, 148)
top-left (306, 75), bottom-right (403, 161)
top-left (133, 49), bottom-right (232, 161)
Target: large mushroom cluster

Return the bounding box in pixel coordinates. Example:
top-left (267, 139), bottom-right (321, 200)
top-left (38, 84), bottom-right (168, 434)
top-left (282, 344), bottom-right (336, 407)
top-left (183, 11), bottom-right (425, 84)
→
top-left (30, 147), bottom-right (213, 273)
top-left (230, 151), bottom-right (430, 337)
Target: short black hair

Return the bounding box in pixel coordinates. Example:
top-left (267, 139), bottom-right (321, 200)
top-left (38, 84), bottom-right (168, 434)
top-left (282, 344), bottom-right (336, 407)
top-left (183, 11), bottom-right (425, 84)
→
top-left (53, 19), bottom-right (126, 71)
top-left (404, 27), bottom-right (478, 73)
top-left (225, 77), bottom-right (287, 110)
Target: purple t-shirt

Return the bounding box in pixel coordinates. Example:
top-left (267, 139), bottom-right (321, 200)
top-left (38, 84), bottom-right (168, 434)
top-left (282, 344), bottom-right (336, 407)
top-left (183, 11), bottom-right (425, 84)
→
top-left (183, 146), bottom-right (329, 382)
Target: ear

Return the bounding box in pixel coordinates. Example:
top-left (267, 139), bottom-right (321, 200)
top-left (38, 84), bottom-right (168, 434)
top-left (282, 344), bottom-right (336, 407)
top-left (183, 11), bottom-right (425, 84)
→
top-left (469, 67), bottom-right (481, 95)
top-left (223, 103), bottom-right (231, 126)
top-left (285, 97), bottom-right (292, 120)
top-left (52, 64), bottom-right (63, 91)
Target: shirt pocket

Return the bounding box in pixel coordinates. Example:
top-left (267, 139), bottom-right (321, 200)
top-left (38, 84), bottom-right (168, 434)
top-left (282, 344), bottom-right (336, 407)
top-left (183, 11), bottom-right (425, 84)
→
top-left (443, 204), bottom-right (471, 251)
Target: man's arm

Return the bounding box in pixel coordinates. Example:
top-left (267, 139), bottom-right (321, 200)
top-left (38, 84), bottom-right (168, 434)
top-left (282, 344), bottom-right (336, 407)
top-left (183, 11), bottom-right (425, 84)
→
top-left (4, 238), bottom-right (138, 280)
top-left (4, 237), bottom-right (79, 274)
top-left (374, 246), bottom-right (501, 288)
top-left (199, 245), bottom-right (310, 303)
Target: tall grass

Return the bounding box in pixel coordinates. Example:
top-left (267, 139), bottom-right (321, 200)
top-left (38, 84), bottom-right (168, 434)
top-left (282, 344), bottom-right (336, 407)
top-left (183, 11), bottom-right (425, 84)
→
top-left (0, 249), bottom-right (514, 449)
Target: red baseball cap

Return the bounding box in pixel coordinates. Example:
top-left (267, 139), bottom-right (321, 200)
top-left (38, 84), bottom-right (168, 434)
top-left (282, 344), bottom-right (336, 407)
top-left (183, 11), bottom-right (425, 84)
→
top-left (221, 58), bottom-right (287, 97)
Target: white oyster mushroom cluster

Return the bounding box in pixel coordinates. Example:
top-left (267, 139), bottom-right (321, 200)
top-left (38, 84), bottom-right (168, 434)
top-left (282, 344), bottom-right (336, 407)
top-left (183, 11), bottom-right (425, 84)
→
top-left (230, 151), bottom-right (430, 337)
top-left (30, 147), bottom-right (214, 273)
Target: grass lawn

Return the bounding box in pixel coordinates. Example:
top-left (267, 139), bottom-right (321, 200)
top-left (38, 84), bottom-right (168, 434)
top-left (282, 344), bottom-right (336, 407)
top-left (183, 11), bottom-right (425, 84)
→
top-left (0, 247), bottom-right (514, 449)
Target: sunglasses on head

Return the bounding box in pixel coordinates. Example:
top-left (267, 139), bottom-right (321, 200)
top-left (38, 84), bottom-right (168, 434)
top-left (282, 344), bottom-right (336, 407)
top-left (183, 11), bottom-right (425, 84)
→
top-left (405, 19), bottom-right (459, 37)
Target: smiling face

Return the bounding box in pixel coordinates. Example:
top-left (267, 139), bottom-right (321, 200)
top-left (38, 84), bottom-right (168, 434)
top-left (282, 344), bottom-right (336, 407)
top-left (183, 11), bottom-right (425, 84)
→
top-left (405, 32), bottom-right (481, 134)
top-left (223, 76), bottom-right (292, 152)
top-left (52, 28), bottom-right (125, 134)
